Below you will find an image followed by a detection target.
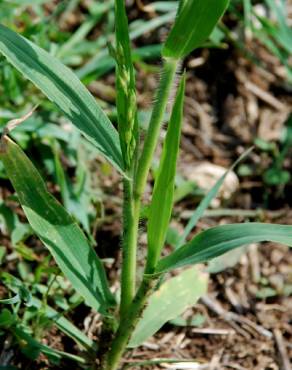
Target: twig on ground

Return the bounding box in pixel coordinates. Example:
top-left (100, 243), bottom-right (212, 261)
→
top-left (248, 244), bottom-right (261, 283)
top-left (273, 329), bottom-right (291, 370)
top-left (0, 335), bottom-right (13, 366)
top-left (191, 328), bottom-right (234, 335)
top-left (244, 80), bottom-right (286, 111)
top-left (225, 285), bottom-right (244, 314)
top-left (180, 208), bottom-right (288, 220)
top-left (122, 358), bottom-right (209, 369)
top-left (222, 363), bottom-right (248, 370)
top-left (209, 348), bottom-right (224, 370)
top-left (201, 295), bottom-right (273, 339)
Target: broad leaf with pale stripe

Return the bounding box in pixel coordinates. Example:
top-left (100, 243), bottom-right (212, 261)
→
top-left (0, 24), bottom-right (123, 172)
top-left (0, 136), bottom-right (116, 314)
top-left (129, 267), bottom-right (208, 347)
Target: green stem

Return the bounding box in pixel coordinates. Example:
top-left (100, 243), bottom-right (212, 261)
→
top-left (114, 0), bottom-right (140, 319)
top-left (104, 277), bottom-right (158, 370)
top-left (120, 176), bottom-right (140, 318)
top-left (104, 57), bottom-right (179, 370)
top-left (134, 58), bottom-right (179, 199)
top-left (120, 58), bottom-right (179, 315)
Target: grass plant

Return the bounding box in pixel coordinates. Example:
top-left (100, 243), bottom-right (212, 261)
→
top-left (0, 1), bottom-right (291, 369)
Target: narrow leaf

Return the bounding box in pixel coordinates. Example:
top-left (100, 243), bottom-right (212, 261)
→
top-left (0, 294), bottom-right (20, 305)
top-left (30, 298), bottom-right (95, 350)
top-left (156, 223), bottom-right (292, 273)
top-left (176, 147), bottom-right (253, 247)
top-left (0, 271), bottom-right (94, 350)
top-left (128, 267), bottom-right (208, 347)
top-left (13, 327), bottom-right (86, 364)
top-left (0, 136), bottom-right (116, 313)
top-left (146, 75), bottom-right (185, 271)
top-left (162, 0), bottom-right (229, 59)
top-left (0, 24), bottom-right (123, 172)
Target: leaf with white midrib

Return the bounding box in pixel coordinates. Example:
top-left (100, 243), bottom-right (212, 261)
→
top-left (0, 24), bottom-right (123, 172)
top-left (0, 136), bottom-right (116, 313)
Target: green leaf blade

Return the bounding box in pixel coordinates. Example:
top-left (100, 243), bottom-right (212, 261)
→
top-left (162, 0), bottom-right (229, 59)
top-left (0, 136), bottom-right (116, 313)
top-left (156, 223), bottom-right (292, 273)
top-left (0, 24), bottom-right (123, 172)
top-left (176, 148), bottom-right (253, 247)
top-left (128, 267), bottom-right (208, 347)
top-left (146, 75), bottom-right (186, 271)
top-left (30, 297), bottom-right (96, 351)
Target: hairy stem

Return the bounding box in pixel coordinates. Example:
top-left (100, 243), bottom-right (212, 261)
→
top-left (114, 0), bottom-right (140, 319)
top-left (120, 175), bottom-right (140, 318)
top-left (103, 55), bottom-right (180, 370)
top-left (120, 58), bottom-right (179, 315)
top-left (134, 58), bottom-right (179, 199)
top-left (103, 58), bottom-right (179, 369)
top-left (103, 277), bottom-right (158, 370)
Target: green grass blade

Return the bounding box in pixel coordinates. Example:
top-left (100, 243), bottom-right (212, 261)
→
top-left (128, 267), bottom-right (208, 347)
top-left (30, 297), bottom-right (96, 351)
top-left (146, 75), bottom-right (186, 272)
top-left (162, 0), bottom-right (229, 59)
top-left (0, 24), bottom-right (123, 173)
top-left (176, 148), bottom-right (253, 247)
top-left (13, 327), bottom-right (87, 364)
top-left (57, 2), bottom-right (114, 59)
top-left (0, 270), bottom-right (94, 350)
top-left (156, 223), bottom-right (292, 273)
top-left (0, 294), bottom-right (20, 305)
top-left (264, 0), bottom-right (292, 53)
top-left (114, 0), bottom-right (138, 169)
top-left (0, 136), bottom-right (116, 314)
top-left (76, 12), bottom-right (175, 79)
top-left (243, 0), bottom-right (252, 33)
